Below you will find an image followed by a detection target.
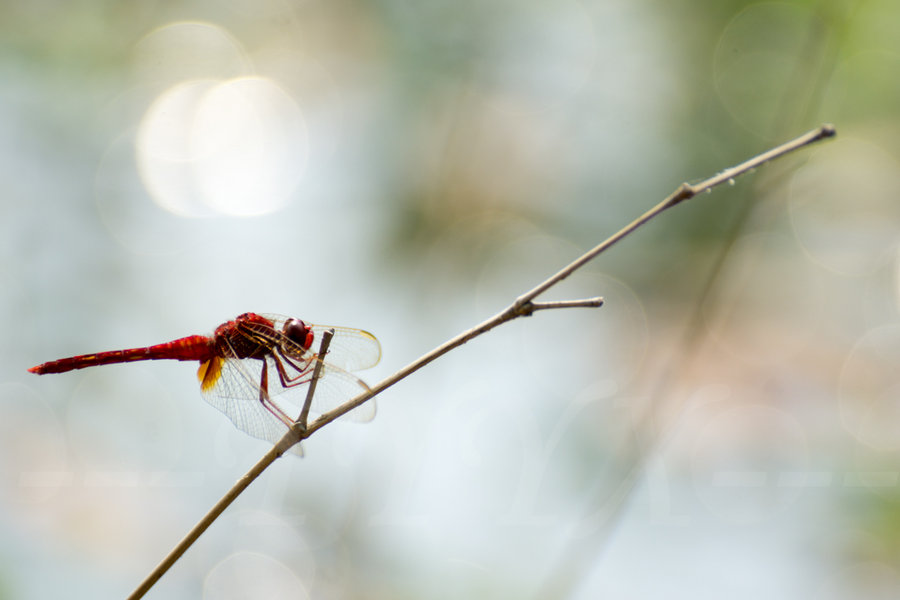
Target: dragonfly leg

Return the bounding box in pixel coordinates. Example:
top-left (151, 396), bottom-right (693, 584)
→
top-left (258, 359), bottom-right (293, 426)
top-left (271, 350), bottom-right (316, 389)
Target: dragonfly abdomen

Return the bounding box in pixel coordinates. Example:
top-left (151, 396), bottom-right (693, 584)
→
top-left (29, 335), bottom-right (214, 374)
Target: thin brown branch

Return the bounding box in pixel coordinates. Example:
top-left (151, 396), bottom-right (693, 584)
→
top-left (129, 123), bottom-right (836, 599)
top-left (307, 124), bottom-right (835, 432)
top-left (126, 444), bottom-right (282, 600)
top-left (511, 123), bottom-right (836, 307)
top-left (127, 330), bottom-right (334, 599)
top-left (297, 328), bottom-right (334, 430)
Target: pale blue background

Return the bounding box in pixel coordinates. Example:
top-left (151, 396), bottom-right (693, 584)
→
top-left (3, 1), bottom-right (900, 598)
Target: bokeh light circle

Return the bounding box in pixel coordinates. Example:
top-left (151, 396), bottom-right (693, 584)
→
top-left (839, 324), bottom-right (900, 451)
top-left (204, 551), bottom-right (309, 599)
top-left (688, 396), bottom-right (809, 523)
top-left (136, 76), bottom-right (308, 217)
top-left (790, 138), bottom-right (900, 276)
top-left (133, 21), bottom-right (251, 86)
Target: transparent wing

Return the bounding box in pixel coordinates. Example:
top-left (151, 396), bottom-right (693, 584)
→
top-left (275, 359), bottom-right (376, 422)
top-left (309, 325), bottom-right (381, 371)
top-left (198, 315), bottom-right (379, 449)
top-left (199, 355), bottom-right (303, 454)
top-left (258, 314), bottom-right (382, 372)
top-left (201, 355), bottom-right (375, 431)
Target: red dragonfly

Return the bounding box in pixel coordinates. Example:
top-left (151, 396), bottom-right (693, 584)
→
top-left (29, 313), bottom-right (381, 451)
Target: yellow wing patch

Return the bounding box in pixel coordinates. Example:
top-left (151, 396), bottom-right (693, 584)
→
top-left (198, 356), bottom-right (223, 392)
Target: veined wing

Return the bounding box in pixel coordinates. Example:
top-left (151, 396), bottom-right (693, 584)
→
top-left (197, 334), bottom-right (376, 450)
top-left (255, 314), bottom-right (381, 372)
top-left (308, 325), bottom-right (381, 371)
top-left (197, 354), bottom-right (303, 454)
top-left (200, 353), bottom-right (375, 427)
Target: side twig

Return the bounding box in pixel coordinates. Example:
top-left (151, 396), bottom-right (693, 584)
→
top-left (526, 297), bottom-right (605, 314)
top-left (129, 123), bottom-right (835, 599)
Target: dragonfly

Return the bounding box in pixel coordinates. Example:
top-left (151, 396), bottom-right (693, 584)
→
top-left (28, 313), bottom-right (381, 452)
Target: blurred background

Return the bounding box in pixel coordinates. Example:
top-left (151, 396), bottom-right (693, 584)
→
top-left (2, 0), bottom-right (899, 597)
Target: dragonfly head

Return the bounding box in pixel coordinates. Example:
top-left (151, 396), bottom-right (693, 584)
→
top-left (283, 318), bottom-right (314, 350)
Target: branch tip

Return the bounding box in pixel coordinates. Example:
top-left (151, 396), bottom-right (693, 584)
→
top-left (529, 297), bottom-right (605, 312)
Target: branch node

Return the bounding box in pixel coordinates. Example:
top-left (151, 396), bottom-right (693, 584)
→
top-left (675, 182), bottom-right (695, 202)
top-left (274, 426), bottom-right (305, 457)
top-left (516, 301), bottom-right (537, 317)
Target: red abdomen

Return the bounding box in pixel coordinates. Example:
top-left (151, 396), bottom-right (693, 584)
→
top-left (29, 335), bottom-right (215, 374)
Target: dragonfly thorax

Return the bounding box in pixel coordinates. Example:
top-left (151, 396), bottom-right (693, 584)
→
top-left (215, 327), bottom-right (270, 360)
top-left (214, 313), bottom-right (282, 360)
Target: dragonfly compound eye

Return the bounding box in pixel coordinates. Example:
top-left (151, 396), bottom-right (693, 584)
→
top-left (283, 318), bottom-right (313, 349)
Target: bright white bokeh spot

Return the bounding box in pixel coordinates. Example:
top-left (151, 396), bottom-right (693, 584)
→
top-left (136, 76), bottom-right (308, 217)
